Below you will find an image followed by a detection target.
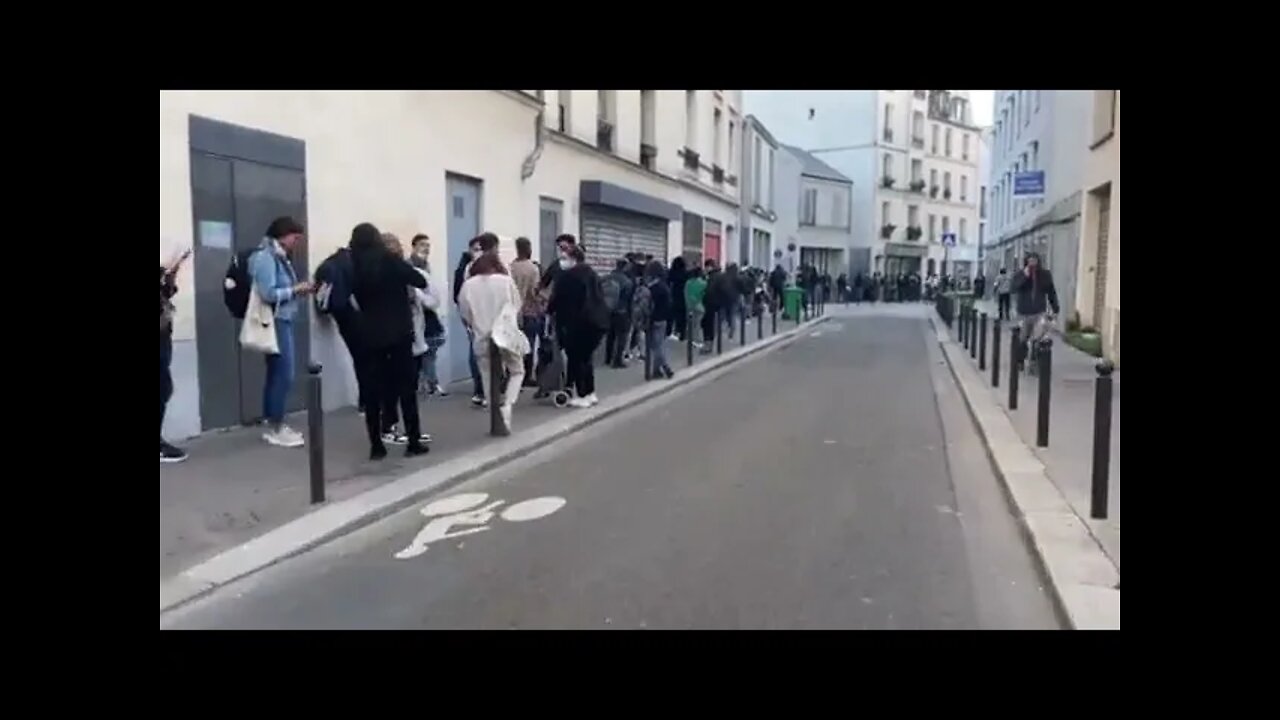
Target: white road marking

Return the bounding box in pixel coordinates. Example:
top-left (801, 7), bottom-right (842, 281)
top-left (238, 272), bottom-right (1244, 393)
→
top-left (420, 493), bottom-right (491, 517)
top-left (823, 439), bottom-right (837, 445)
top-left (500, 496), bottom-right (567, 522)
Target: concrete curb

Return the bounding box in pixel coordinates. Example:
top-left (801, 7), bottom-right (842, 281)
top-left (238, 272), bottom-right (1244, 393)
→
top-left (928, 315), bottom-right (1119, 630)
top-left (161, 314), bottom-right (832, 614)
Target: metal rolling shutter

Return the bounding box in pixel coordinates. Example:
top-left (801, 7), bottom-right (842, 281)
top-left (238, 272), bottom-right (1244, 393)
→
top-left (580, 204), bottom-right (668, 271)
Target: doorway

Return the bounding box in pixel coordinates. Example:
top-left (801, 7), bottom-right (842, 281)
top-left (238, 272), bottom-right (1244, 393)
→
top-left (1092, 186), bottom-right (1111, 330)
top-left (539, 197), bottom-right (564, 265)
top-left (189, 116), bottom-right (309, 431)
top-left (445, 173), bottom-right (483, 387)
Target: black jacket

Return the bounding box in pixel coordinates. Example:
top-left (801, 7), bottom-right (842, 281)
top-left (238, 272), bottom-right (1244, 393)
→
top-left (1010, 266), bottom-right (1060, 316)
top-left (648, 280), bottom-right (673, 324)
top-left (548, 263), bottom-right (606, 335)
top-left (352, 249), bottom-right (428, 350)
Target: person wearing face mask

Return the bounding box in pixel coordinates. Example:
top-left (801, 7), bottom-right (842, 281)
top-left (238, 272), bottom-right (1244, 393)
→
top-left (408, 233), bottom-right (447, 396)
top-left (547, 241), bottom-right (608, 407)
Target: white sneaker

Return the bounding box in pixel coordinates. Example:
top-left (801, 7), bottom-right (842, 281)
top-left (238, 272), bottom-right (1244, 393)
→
top-left (567, 396), bottom-right (593, 409)
top-left (264, 427), bottom-right (305, 448)
top-left (499, 404), bottom-right (513, 430)
top-left (584, 393), bottom-right (600, 407)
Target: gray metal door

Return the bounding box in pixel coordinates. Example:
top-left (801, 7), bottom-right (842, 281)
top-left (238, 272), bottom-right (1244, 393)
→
top-left (539, 197), bottom-right (563, 265)
top-left (191, 153), bottom-right (308, 429)
top-left (446, 174), bottom-right (482, 386)
top-left (580, 205), bottom-right (667, 270)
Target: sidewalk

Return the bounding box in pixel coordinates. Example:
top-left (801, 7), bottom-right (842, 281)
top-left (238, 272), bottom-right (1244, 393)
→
top-left (966, 299), bottom-right (1120, 568)
top-left (160, 331), bottom-right (769, 581)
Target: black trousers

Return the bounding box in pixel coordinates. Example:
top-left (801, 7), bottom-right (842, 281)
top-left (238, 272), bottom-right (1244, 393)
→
top-left (998, 294), bottom-right (1012, 320)
top-left (701, 307), bottom-right (718, 345)
top-left (160, 332), bottom-right (173, 442)
top-left (364, 339), bottom-right (421, 449)
top-left (564, 328), bottom-right (602, 397)
top-left (333, 310), bottom-right (372, 413)
top-left (604, 312), bottom-right (630, 367)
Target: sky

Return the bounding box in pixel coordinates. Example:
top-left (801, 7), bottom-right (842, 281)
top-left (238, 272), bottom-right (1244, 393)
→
top-left (966, 90), bottom-right (994, 126)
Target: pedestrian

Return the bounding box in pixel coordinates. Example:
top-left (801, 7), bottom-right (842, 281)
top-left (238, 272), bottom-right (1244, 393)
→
top-left (454, 233), bottom-right (500, 408)
top-left (459, 251), bottom-right (529, 431)
top-left (248, 216), bottom-right (314, 448)
top-left (995, 268), bottom-right (1012, 321)
top-left (667, 256), bottom-right (688, 341)
top-left (378, 233), bottom-right (435, 447)
top-left (160, 247), bottom-right (192, 463)
top-left (973, 272), bottom-right (986, 300)
top-left (602, 258), bottom-right (636, 369)
top-left (350, 222), bottom-right (429, 460)
top-left (408, 233), bottom-right (448, 397)
top-left (769, 262), bottom-right (787, 314)
top-left (1010, 253), bottom-right (1060, 370)
top-left (548, 241), bottom-right (607, 408)
top-left (836, 273), bottom-right (848, 303)
top-left (642, 260), bottom-right (675, 379)
top-left (510, 237), bottom-right (543, 387)
top-left (721, 263), bottom-right (743, 338)
top-left (702, 259), bottom-right (724, 347)
top-left (685, 266), bottom-right (708, 351)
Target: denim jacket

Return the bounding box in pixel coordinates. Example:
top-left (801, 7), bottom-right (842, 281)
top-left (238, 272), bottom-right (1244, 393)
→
top-left (249, 237), bottom-right (301, 322)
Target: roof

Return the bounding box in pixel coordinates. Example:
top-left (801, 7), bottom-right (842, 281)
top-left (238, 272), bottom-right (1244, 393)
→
top-left (744, 115), bottom-right (780, 149)
top-left (781, 144), bottom-right (853, 185)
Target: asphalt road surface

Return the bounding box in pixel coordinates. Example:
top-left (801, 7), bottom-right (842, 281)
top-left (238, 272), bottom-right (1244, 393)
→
top-left (162, 307), bottom-right (1060, 630)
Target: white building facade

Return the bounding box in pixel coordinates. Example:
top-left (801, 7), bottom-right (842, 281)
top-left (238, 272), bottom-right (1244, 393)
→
top-left (160, 89), bottom-right (739, 440)
top-left (977, 128), bottom-right (993, 278)
top-left (737, 115), bottom-right (780, 269)
top-left (783, 145), bottom-right (853, 275)
top-left (984, 90), bottom-right (1092, 313)
top-left (1074, 90), bottom-right (1120, 366)
top-left (745, 90), bottom-right (980, 281)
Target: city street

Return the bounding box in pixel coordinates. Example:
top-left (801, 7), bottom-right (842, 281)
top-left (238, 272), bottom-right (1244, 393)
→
top-left (161, 306), bottom-right (1060, 630)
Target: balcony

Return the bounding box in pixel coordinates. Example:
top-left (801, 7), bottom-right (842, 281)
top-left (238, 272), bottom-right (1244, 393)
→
top-left (881, 176), bottom-right (896, 189)
top-left (909, 179), bottom-right (926, 193)
top-left (930, 186), bottom-right (939, 198)
top-left (682, 147), bottom-right (700, 171)
top-left (880, 224), bottom-right (896, 239)
top-left (911, 136), bottom-right (925, 149)
top-left (906, 226), bottom-right (923, 241)
top-left (712, 165), bottom-right (725, 185)
top-left (596, 119), bottom-right (614, 153)
top-left (640, 143), bottom-right (657, 171)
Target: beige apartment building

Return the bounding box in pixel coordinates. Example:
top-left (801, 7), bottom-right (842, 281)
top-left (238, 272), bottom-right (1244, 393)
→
top-left (1075, 90), bottom-right (1120, 366)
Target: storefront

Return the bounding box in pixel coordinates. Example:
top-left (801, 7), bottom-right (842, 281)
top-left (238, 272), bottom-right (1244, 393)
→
top-left (578, 180), bottom-right (681, 270)
top-left (882, 242), bottom-right (927, 277)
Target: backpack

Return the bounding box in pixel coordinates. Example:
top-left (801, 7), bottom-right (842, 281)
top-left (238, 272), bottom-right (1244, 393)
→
top-left (223, 248), bottom-right (259, 320)
top-left (601, 273), bottom-right (624, 313)
top-left (313, 249), bottom-right (354, 316)
top-left (632, 282), bottom-right (653, 329)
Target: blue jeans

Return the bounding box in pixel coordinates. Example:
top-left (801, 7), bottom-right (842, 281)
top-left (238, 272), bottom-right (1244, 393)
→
top-left (421, 336), bottom-right (445, 387)
top-left (521, 315), bottom-right (543, 378)
top-left (467, 330), bottom-right (483, 396)
top-left (263, 319), bottom-right (295, 425)
top-left (647, 325), bottom-right (671, 374)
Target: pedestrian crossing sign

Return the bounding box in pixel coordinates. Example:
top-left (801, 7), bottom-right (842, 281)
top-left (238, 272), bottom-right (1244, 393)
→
top-left (941, 233), bottom-right (957, 247)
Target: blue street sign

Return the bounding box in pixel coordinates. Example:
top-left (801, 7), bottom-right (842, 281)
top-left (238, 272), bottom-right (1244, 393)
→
top-left (941, 233), bottom-right (957, 247)
top-left (1013, 171), bottom-right (1046, 198)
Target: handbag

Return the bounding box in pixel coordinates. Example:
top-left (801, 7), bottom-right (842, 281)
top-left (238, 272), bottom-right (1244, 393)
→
top-left (239, 281), bottom-right (279, 354)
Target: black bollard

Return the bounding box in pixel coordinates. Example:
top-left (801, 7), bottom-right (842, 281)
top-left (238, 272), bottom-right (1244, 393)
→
top-left (716, 309), bottom-right (723, 355)
top-left (1090, 360), bottom-right (1115, 519)
top-left (306, 363), bottom-right (325, 505)
top-left (991, 317), bottom-right (1001, 388)
top-left (962, 308), bottom-right (971, 350)
top-left (643, 326), bottom-right (654, 381)
top-left (489, 342), bottom-right (509, 437)
top-left (959, 303), bottom-right (967, 342)
top-left (772, 303), bottom-right (778, 335)
top-left (1035, 338), bottom-right (1052, 447)
top-left (979, 312), bottom-right (988, 370)
top-left (740, 309), bottom-right (747, 347)
top-left (757, 306), bottom-right (764, 340)
top-left (970, 310), bottom-right (978, 360)
top-left (686, 311), bottom-right (694, 367)
top-left (1008, 326), bottom-right (1020, 410)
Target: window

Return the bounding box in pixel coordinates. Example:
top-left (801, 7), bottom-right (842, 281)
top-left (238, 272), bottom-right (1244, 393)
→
top-left (942, 216), bottom-right (951, 237)
top-left (752, 136), bottom-right (763, 205)
top-left (1022, 90), bottom-right (1030, 126)
top-left (962, 133), bottom-right (970, 161)
top-left (960, 218), bottom-right (968, 244)
top-left (831, 192), bottom-right (847, 227)
top-left (979, 223), bottom-right (984, 247)
top-left (801, 188), bottom-right (817, 225)
top-left (685, 90), bottom-right (697, 150)
top-left (961, 176), bottom-right (968, 203)
top-left (944, 171), bottom-right (952, 195)
top-left (558, 89), bottom-right (573, 132)
top-left (597, 90), bottom-right (616, 123)
top-left (728, 121), bottom-right (736, 175)
top-left (882, 153), bottom-right (893, 180)
top-left (883, 103), bottom-right (894, 141)
top-left (912, 111), bottom-right (924, 145)
top-left (911, 159), bottom-right (922, 184)
top-left (945, 128), bottom-right (953, 157)
top-left (980, 185), bottom-right (987, 219)
top-left (930, 168), bottom-right (938, 190)
top-left (882, 201), bottom-right (891, 226)
top-left (713, 108), bottom-right (723, 167)
top-left (1092, 90), bottom-right (1117, 145)
top-left (640, 90), bottom-right (656, 146)
top-left (908, 205), bottom-right (919, 228)
top-left (929, 214), bottom-right (937, 242)
top-left (1034, 89), bottom-right (1041, 113)
top-left (931, 124), bottom-right (939, 153)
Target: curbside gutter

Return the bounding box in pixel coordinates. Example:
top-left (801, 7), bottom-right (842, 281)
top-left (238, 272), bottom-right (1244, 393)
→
top-left (161, 315), bottom-right (831, 615)
top-left (929, 315), bottom-right (1119, 630)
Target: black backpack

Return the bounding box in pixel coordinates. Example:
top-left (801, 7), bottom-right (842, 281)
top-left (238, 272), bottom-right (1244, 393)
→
top-left (223, 248), bottom-right (259, 319)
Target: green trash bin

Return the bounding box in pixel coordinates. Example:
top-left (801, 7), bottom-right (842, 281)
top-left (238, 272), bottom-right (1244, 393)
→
top-left (783, 287), bottom-right (804, 321)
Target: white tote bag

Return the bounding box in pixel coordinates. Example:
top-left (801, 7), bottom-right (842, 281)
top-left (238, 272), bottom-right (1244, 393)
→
top-left (239, 282), bottom-right (279, 354)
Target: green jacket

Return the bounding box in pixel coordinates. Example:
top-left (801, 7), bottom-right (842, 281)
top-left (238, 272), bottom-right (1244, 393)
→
top-left (685, 277), bottom-right (708, 311)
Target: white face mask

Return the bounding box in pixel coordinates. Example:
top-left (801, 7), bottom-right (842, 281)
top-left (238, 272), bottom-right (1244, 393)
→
top-left (470, 248), bottom-right (482, 260)
top-left (560, 255), bottom-right (576, 269)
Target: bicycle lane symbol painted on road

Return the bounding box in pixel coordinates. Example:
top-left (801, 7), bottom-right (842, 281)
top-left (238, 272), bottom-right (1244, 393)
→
top-left (393, 492), bottom-right (567, 560)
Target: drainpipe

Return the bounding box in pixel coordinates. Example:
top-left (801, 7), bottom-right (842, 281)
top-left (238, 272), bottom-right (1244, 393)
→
top-left (521, 91), bottom-right (546, 181)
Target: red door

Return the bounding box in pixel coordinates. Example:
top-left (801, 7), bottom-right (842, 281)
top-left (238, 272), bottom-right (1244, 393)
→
top-left (703, 233), bottom-right (721, 265)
